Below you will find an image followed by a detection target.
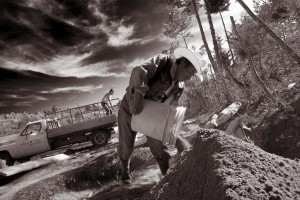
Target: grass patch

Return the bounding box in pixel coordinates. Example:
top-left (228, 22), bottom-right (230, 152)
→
top-left (65, 152), bottom-right (119, 190)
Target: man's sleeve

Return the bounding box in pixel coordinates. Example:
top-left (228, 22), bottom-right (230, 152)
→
top-left (128, 54), bottom-right (168, 96)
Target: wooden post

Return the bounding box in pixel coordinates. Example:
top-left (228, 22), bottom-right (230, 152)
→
top-left (77, 104), bottom-right (84, 121)
top-left (69, 109), bottom-right (74, 124)
top-left (97, 103), bottom-right (102, 117)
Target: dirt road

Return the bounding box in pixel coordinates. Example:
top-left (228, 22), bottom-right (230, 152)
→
top-left (0, 140), bottom-right (118, 199)
top-left (0, 133), bottom-right (148, 200)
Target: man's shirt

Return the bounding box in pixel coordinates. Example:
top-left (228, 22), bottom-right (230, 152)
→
top-left (127, 54), bottom-right (184, 106)
top-left (102, 93), bottom-right (112, 103)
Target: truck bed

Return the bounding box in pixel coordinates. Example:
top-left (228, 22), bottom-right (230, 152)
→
top-left (47, 114), bottom-right (117, 139)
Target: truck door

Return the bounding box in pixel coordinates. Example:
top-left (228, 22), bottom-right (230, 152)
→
top-left (16, 122), bottom-right (50, 157)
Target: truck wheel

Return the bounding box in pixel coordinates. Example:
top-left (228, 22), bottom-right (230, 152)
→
top-left (91, 131), bottom-right (109, 147)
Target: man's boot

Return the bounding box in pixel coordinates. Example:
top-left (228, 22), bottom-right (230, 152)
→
top-left (157, 159), bottom-right (170, 176)
top-left (120, 159), bottom-right (131, 184)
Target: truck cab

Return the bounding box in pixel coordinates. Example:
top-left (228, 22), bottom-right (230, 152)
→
top-left (15, 120), bottom-right (52, 158)
top-left (0, 119), bottom-right (56, 166)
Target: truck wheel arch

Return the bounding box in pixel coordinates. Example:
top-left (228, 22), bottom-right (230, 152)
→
top-left (0, 151), bottom-right (15, 166)
top-left (91, 130), bottom-right (110, 147)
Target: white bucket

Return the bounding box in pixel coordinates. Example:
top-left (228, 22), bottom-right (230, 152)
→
top-left (131, 99), bottom-right (186, 146)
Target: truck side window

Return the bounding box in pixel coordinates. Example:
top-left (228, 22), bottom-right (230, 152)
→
top-left (21, 123), bottom-right (42, 136)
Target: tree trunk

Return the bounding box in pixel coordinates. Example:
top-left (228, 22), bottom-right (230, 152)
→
top-left (236, 0), bottom-right (300, 66)
top-left (209, 64), bottom-right (222, 106)
top-left (256, 34), bottom-right (266, 81)
top-left (230, 16), bottom-right (278, 104)
top-left (218, 10), bottom-right (235, 63)
top-left (182, 36), bottom-right (188, 48)
top-left (191, 0), bottom-right (218, 75)
top-left (204, 0), bottom-right (234, 102)
top-left (191, 0), bottom-right (234, 104)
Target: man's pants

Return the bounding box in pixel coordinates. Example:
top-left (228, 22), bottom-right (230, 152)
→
top-left (117, 95), bottom-right (171, 167)
top-left (101, 102), bottom-right (112, 115)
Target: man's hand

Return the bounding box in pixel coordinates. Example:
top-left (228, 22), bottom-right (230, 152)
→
top-left (130, 90), bottom-right (144, 115)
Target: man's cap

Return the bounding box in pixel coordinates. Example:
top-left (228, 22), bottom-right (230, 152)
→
top-left (174, 47), bottom-right (206, 81)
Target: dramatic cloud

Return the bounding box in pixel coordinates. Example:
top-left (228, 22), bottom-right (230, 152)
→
top-left (0, 0), bottom-right (171, 66)
top-left (0, 1), bottom-right (95, 63)
top-left (0, 67), bottom-right (127, 113)
top-left (0, 0), bottom-right (252, 114)
top-left (41, 84), bottom-right (104, 94)
top-left (0, 0), bottom-right (173, 113)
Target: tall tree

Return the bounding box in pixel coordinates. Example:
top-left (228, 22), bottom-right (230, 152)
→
top-left (219, 11), bottom-right (235, 63)
top-left (163, 8), bottom-right (193, 48)
top-left (167, 0), bottom-right (234, 102)
top-left (190, 0), bottom-right (217, 73)
top-left (206, 0), bottom-right (235, 62)
top-left (216, 37), bottom-right (251, 100)
top-left (230, 16), bottom-right (283, 106)
top-left (204, 0), bottom-right (233, 102)
top-left (167, 0), bottom-right (218, 75)
top-left (235, 0), bottom-right (300, 66)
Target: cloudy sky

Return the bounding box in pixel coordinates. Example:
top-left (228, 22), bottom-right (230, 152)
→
top-left (0, 0), bottom-right (253, 114)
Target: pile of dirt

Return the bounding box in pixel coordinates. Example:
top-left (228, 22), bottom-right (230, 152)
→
top-left (143, 129), bottom-right (300, 200)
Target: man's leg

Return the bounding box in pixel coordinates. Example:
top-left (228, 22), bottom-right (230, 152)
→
top-left (109, 107), bottom-right (113, 115)
top-left (117, 101), bottom-right (137, 182)
top-left (101, 102), bottom-right (109, 115)
top-left (146, 137), bottom-right (171, 175)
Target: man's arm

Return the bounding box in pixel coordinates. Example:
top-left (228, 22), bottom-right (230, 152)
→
top-left (238, 115), bottom-right (252, 133)
top-left (128, 54), bottom-right (170, 114)
top-left (129, 54), bottom-right (169, 95)
top-left (164, 82), bottom-right (185, 106)
top-left (108, 95), bottom-right (113, 107)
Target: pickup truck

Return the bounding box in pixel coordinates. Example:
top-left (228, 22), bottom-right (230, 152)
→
top-left (0, 99), bottom-right (120, 166)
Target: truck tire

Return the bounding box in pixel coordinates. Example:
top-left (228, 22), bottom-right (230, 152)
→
top-left (91, 131), bottom-right (110, 147)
